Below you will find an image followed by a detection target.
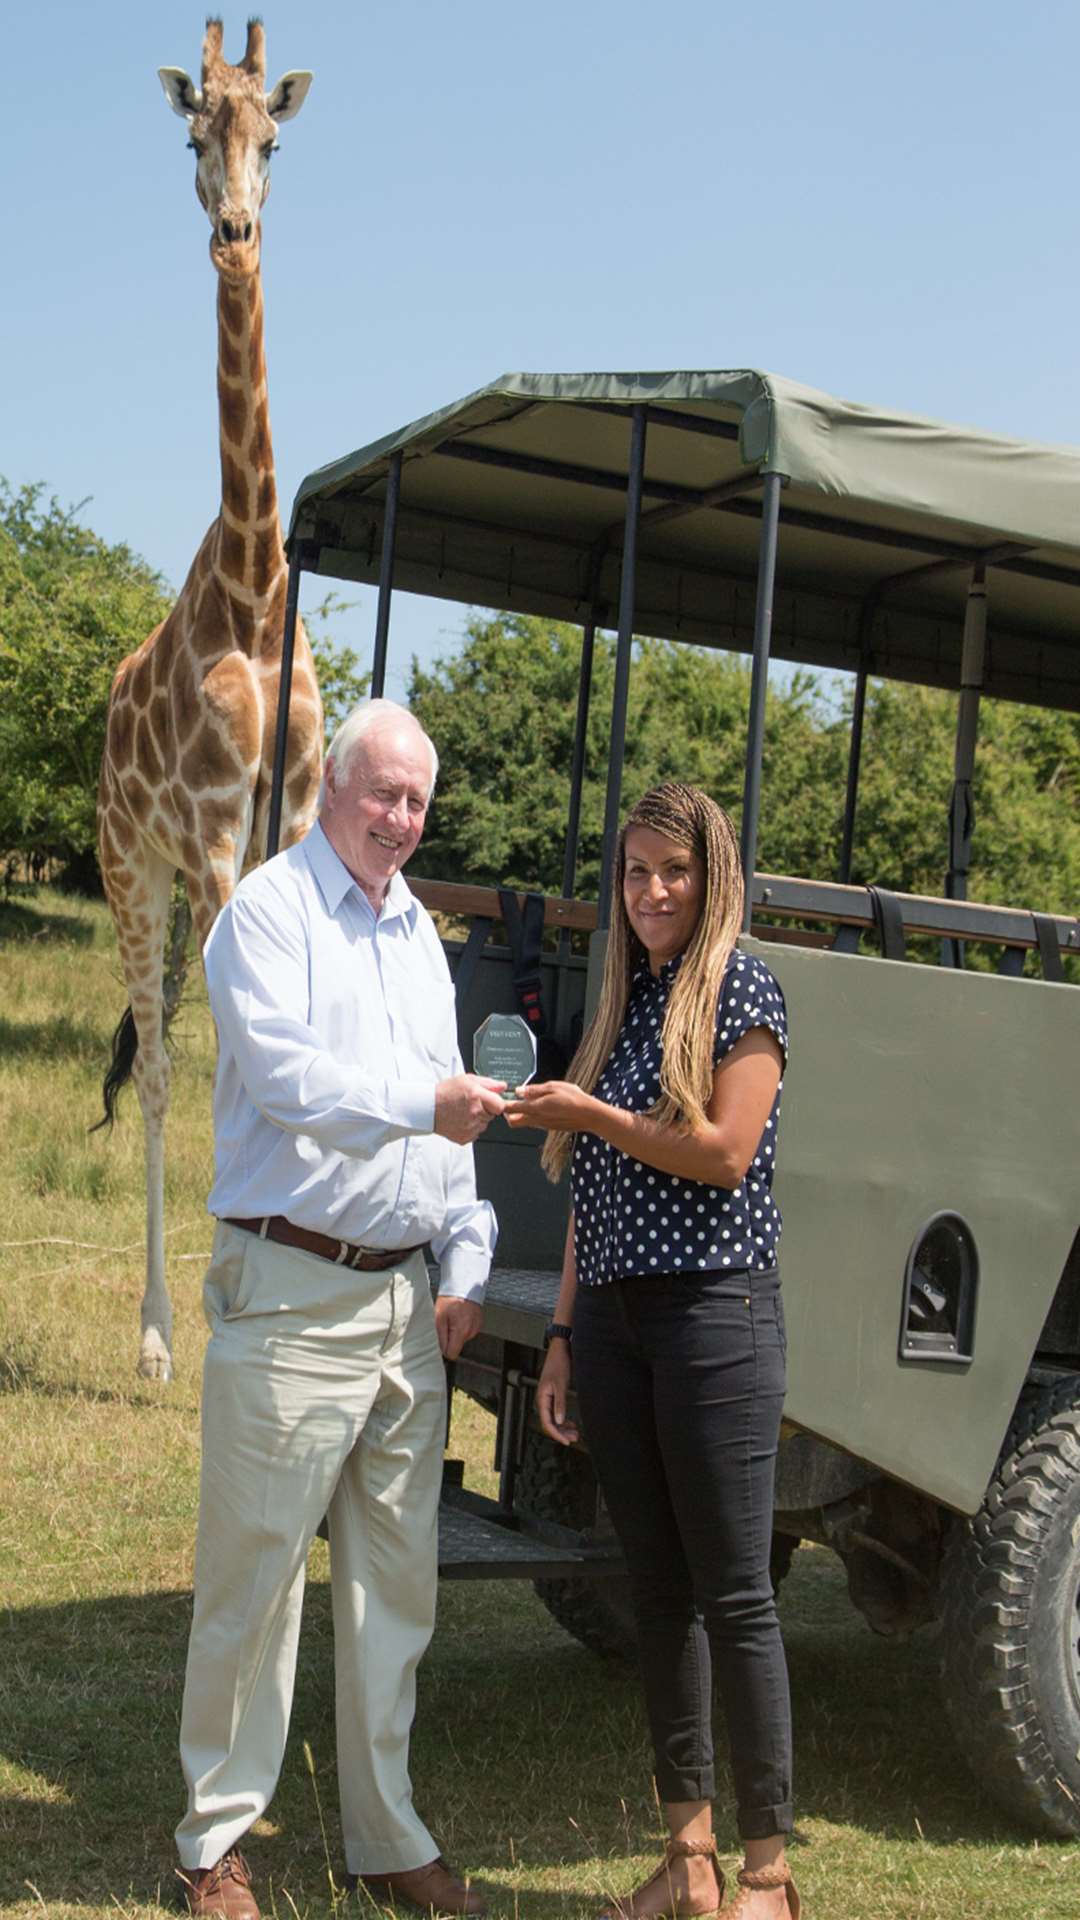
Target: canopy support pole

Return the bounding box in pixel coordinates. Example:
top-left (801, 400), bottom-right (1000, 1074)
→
top-left (838, 597), bottom-right (876, 883)
top-left (837, 671), bottom-right (867, 884)
top-left (267, 540), bottom-right (310, 860)
top-left (371, 450), bottom-right (403, 700)
top-left (943, 565), bottom-right (987, 967)
top-left (560, 610), bottom-right (597, 912)
top-left (739, 471), bottom-right (784, 931)
top-left (598, 408), bottom-right (647, 929)
top-left (554, 608), bottom-right (599, 1040)
top-left (838, 543), bottom-right (1026, 887)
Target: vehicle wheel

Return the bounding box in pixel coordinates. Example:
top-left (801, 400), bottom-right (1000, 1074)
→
top-left (515, 1429), bottom-right (636, 1660)
top-left (939, 1375), bottom-right (1080, 1837)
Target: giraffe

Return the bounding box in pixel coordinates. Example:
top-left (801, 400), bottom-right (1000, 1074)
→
top-left (96, 19), bottom-right (324, 1382)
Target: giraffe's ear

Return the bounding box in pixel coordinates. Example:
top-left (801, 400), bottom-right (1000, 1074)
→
top-left (265, 71), bottom-right (312, 123)
top-left (158, 67), bottom-right (203, 120)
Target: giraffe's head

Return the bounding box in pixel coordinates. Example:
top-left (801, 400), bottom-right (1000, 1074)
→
top-left (159, 18), bottom-right (311, 283)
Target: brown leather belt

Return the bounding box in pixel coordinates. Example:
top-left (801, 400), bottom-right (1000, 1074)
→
top-left (225, 1215), bottom-right (426, 1273)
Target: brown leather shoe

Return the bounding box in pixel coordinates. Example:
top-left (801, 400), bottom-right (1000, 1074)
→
top-left (598, 1838), bottom-right (725, 1920)
top-left (177, 1850), bottom-right (260, 1920)
top-left (355, 1855), bottom-right (487, 1917)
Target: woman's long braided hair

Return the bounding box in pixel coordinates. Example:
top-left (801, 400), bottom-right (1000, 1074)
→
top-left (540, 783), bottom-right (744, 1182)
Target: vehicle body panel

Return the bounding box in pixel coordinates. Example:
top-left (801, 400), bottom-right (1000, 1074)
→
top-left (757, 935), bottom-right (1079, 1511)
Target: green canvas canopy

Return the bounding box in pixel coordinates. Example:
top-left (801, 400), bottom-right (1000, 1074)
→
top-left (286, 369), bottom-right (1080, 712)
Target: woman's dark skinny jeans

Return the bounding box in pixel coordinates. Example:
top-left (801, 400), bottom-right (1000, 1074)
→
top-left (572, 1269), bottom-right (793, 1840)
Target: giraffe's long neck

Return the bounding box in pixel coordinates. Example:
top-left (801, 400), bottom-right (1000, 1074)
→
top-left (212, 264), bottom-right (287, 640)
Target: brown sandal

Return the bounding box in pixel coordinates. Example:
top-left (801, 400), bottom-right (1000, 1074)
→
top-left (717, 1863), bottom-right (800, 1919)
top-left (597, 1837), bottom-right (726, 1920)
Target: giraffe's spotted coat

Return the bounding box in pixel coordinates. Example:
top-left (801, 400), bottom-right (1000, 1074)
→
top-left (98, 22), bottom-right (322, 1383)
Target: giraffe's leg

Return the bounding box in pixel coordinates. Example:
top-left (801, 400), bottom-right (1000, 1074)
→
top-left (186, 833), bottom-right (247, 953)
top-left (100, 827), bottom-right (178, 1382)
top-left (136, 1092), bottom-right (173, 1383)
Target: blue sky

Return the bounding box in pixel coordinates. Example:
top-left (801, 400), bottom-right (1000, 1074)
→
top-left (5, 0), bottom-right (1080, 699)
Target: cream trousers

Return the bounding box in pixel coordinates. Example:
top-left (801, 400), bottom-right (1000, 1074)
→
top-left (176, 1222), bottom-right (446, 1874)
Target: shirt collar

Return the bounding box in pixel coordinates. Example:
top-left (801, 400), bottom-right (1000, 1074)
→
top-left (634, 951), bottom-right (683, 993)
top-left (303, 820), bottom-right (419, 929)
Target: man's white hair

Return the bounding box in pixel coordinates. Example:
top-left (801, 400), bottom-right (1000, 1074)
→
top-left (318, 698), bottom-right (439, 810)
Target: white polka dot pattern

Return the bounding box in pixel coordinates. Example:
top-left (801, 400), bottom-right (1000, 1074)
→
top-left (570, 951), bottom-right (788, 1288)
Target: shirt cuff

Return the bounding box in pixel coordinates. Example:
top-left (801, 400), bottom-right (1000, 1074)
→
top-left (393, 1080), bottom-right (438, 1134)
top-left (436, 1252), bottom-right (490, 1305)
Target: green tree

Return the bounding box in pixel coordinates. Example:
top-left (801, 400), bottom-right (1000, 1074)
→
top-left (844, 679), bottom-right (1080, 916)
top-left (407, 611), bottom-right (1079, 936)
top-left (0, 482), bottom-right (172, 878)
top-left (408, 614), bottom-right (840, 896)
top-left (408, 613), bottom-right (613, 893)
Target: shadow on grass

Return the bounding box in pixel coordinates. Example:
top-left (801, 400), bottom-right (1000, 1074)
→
top-left (0, 1330), bottom-right (190, 1410)
top-left (0, 1347), bottom-right (138, 1404)
top-left (0, 900), bottom-right (96, 945)
top-left (0, 1013), bottom-right (106, 1063)
top-left (0, 1561), bottom-right (1056, 1914)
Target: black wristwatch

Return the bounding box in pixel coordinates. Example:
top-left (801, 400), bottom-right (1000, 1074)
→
top-left (543, 1321), bottom-right (574, 1350)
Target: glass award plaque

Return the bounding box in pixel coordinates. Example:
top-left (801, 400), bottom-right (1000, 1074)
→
top-left (473, 1013), bottom-right (538, 1098)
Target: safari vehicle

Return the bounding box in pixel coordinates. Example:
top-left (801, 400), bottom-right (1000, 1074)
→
top-left (271, 372), bottom-right (1079, 1839)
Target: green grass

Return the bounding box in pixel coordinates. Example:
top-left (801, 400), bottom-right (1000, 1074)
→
top-left (1, 886), bottom-right (1078, 1919)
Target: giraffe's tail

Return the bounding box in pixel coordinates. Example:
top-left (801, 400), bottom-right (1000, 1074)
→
top-left (90, 1006), bottom-right (139, 1133)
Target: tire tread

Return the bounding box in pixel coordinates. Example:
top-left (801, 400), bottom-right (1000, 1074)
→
top-left (940, 1375), bottom-right (1080, 1837)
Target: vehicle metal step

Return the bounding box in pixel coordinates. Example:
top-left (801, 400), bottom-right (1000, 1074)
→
top-left (477, 1267), bottom-right (561, 1348)
top-left (438, 1484), bottom-right (624, 1583)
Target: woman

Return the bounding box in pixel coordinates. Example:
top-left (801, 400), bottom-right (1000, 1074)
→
top-left (505, 783), bottom-right (798, 1920)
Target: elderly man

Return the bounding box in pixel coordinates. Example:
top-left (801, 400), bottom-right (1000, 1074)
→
top-left (176, 699), bottom-right (504, 1920)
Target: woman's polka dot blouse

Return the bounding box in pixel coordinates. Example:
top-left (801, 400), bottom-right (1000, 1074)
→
top-left (570, 949), bottom-right (788, 1287)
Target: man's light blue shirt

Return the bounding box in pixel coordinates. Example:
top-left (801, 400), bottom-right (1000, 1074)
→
top-left (203, 821), bottom-right (496, 1301)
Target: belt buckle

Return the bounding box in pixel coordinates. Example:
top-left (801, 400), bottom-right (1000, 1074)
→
top-left (347, 1243), bottom-right (373, 1271)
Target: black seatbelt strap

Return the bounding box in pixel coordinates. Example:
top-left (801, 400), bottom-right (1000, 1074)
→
top-left (498, 888), bottom-right (547, 1035)
top-left (866, 886), bottom-right (907, 962)
top-left (452, 916), bottom-right (494, 1006)
top-left (1033, 913), bottom-right (1064, 984)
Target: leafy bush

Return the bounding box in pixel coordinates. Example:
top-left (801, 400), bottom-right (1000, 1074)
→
top-left (0, 481), bottom-right (172, 882)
